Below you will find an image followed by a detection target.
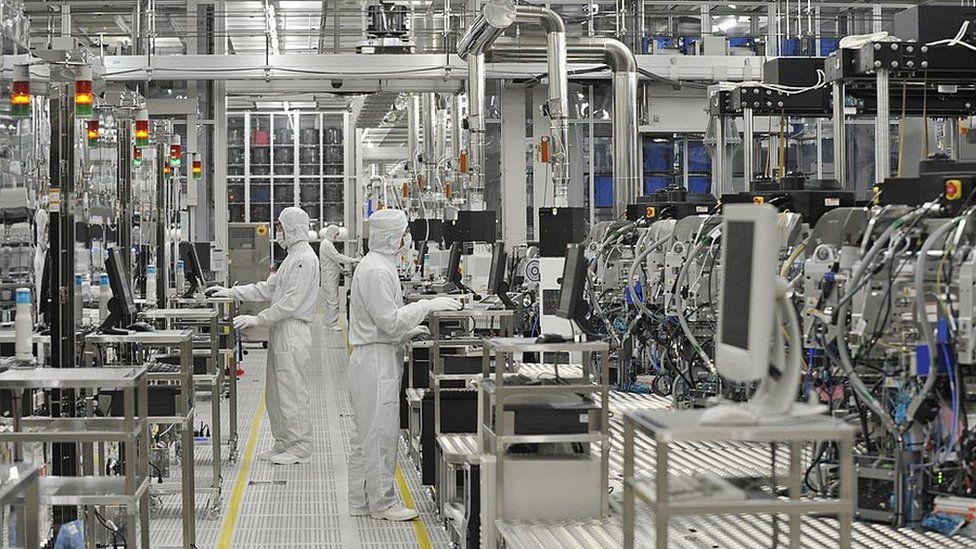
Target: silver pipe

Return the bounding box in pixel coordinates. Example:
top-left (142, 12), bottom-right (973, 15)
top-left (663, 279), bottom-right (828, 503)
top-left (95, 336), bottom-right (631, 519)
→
top-left (492, 36), bottom-right (640, 216)
top-left (423, 92), bottom-right (437, 191)
top-left (456, 0), bottom-right (516, 59)
top-left (743, 107), bottom-right (755, 190)
top-left (456, 0), bottom-right (570, 208)
top-left (407, 94), bottom-right (421, 180)
top-left (875, 68), bottom-right (890, 182)
top-left (451, 93), bottom-right (463, 162)
top-left (832, 81), bottom-right (846, 188)
top-left (467, 53), bottom-right (486, 209)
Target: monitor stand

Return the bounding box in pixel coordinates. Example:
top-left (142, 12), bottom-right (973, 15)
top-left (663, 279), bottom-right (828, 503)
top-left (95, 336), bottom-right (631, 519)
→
top-left (97, 298), bottom-right (131, 335)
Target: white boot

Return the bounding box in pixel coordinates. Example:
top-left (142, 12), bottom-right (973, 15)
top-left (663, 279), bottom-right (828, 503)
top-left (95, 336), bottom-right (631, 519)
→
top-left (371, 505), bottom-right (418, 522)
top-left (269, 452), bottom-right (311, 465)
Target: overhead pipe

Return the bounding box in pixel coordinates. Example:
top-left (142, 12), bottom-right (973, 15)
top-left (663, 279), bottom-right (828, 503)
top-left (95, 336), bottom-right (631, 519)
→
top-left (491, 36), bottom-right (640, 217)
top-left (422, 92), bottom-right (437, 192)
top-left (456, 0), bottom-right (571, 207)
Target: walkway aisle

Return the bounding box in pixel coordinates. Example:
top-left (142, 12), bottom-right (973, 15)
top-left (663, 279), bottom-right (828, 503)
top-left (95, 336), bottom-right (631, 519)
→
top-left (147, 310), bottom-right (450, 548)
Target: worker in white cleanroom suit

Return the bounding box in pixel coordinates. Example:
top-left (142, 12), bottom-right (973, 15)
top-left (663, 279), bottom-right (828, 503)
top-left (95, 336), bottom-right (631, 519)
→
top-left (211, 207), bottom-right (319, 465)
top-left (319, 225), bottom-right (359, 331)
top-left (346, 209), bottom-right (461, 521)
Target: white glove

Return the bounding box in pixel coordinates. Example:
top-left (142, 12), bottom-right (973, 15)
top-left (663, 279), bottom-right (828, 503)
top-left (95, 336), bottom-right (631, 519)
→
top-left (426, 297), bottom-right (463, 313)
top-left (232, 315), bottom-right (262, 330)
top-left (403, 326), bottom-right (430, 342)
top-left (207, 285), bottom-right (233, 298)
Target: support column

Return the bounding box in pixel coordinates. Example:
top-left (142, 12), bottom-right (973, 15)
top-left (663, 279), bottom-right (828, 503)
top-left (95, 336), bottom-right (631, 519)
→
top-left (875, 68), bottom-right (890, 183)
top-left (832, 82), bottom-right (847, 188)
top-left (213, 0), bottom-right (228, 281)
top-left (48, 86), bottom-right (78, 530)
top-left (531, 86), bottom-right (548, 240)
top-left (501, 84), bottom-right (527, 245)
top-left (742, 108), bottom-right (754, 192)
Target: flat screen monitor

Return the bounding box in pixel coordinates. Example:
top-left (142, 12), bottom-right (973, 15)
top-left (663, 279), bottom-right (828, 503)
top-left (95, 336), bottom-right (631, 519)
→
top-left (99, 246), bottom-right (138, 332)
top-left (446, 241), bottom-right (462, 284)
top-left (192, 242), bottom-right (212, 275)
top-left (179, 241), bottom-right (207, 297)
top-left (487, 242), bottom-right (507, 296)
top-left (715, 204), bottom-right (778, 382)
top-left (416, 240), bottom-right (428, 276)
top-left (554, 244), bottom-right (586, 321)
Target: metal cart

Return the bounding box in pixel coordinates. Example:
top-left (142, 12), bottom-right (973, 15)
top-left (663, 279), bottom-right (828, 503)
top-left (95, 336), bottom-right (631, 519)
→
top-left (622, 408), bottom-right (857, 549)
top-left (0, 366), bottom-right (151, 548)
top-left (83, 330), bottom-right (197, 548)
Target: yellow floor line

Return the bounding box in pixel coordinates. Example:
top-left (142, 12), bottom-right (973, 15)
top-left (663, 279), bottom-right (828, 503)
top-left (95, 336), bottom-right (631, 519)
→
top-left (343, 317), bottom-right (431, 548)
top-left (217, 394), bottom-right (266, 548)
top-left (396, 465), bottom-right (433, 549)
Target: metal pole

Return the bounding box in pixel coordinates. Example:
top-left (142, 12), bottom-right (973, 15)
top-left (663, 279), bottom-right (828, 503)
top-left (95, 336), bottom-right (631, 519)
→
top-left (118, 123), bottom-right (133, 268)
top-left (156, 142), bottom-right (168, 306)
top-left (613, 69), bottom-right (640, 215)
top-left (832, 81), bottom-right (846, 188)
top-left (742, 107), bottom-right (755, 191)
top-left (48, 86), bottom-right (78, 530)
top-left (467, 53), bottom-right (486, 210)
top-left (874, 68), bottom-right (890, 183)
top-left (714, 115), bottom-right (727, 194)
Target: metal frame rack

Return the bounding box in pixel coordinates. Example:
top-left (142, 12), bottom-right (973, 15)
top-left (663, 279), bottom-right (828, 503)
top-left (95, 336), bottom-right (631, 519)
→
top-left (622, 408), bottom-right (857, 549)
top-left (427, 308), bottom-right (513, 546)
top-left (480, 337), bottom-right (611, 548)
top-left (824, 17), bottom-right (976, 189)
top-left (176, 295), bottom-right (241, 463)
top-left (0, 462), bottom-right (41, 548)
top-left (138, 307), bottom-right (230, 513)
top-left (81, 330), bottom-right (197, 549)
top-left (0, 366), bottom-right (151, 548)
top-left (226, 111), bottom-right (347, 225)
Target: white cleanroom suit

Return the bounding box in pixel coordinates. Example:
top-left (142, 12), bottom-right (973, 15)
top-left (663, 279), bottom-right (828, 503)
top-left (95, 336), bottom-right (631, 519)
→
top-left (346, 209), bottom-right (461, 520)
top-left (319, 225), bottom-right (358, 330)
top-left (229, 207), bottom-right (320, 465)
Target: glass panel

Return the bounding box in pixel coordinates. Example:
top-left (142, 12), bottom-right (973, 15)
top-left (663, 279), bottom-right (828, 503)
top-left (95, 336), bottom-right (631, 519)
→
top-left (250, 179), bottom-right (271, 203)
top-left (324, 204), bottom-right (343, 224)
top-left (323, 180), bottom-right (343, 203)
top-left (301, 204), bottom-right (319, 222)
top-left (251, 115), bottom-right (271, 146)
top-left (228, 180), bottom-right (245, 204)
top-left (273, 183), bottom-right (295, 203)
top-left (274, 114), bottom-right (295, 144)
top-left (250, 204), bottom-right (271, 222)
top-left (299, 114), bottom-right (321, 176)
top-left (229, 204), bottom-right (245, 223)
top-left (274, 145), bottom-right (295, 175)
top-left (273, 203), bottom-right (287, 220)
top-left (250, 145), bottom-right (270, 175)
top-left (300, 181), bottom-right (321, 203)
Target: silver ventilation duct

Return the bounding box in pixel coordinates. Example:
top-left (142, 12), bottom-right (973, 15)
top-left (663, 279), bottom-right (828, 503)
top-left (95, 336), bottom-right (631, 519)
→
top-left (491, 36), bottom-right (640, 218)
top-left (455, 0), bottom-right (570, 208)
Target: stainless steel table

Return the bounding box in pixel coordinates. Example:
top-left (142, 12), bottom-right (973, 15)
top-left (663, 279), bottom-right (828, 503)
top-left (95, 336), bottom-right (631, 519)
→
top-left (140, 307), bottom-right (229, 513)
top-left (175, 296), bottom-right (241, 463)
top-left (479, 337), bottom-right (611, 548)
top-left (0, 366), bottom-right (151, 548)
top-left (0, 462), bottom-right (41, 547)
top-left (83, 330), bottom-right (197, 548)
top-left (622, 408), bottom-right (857, 549)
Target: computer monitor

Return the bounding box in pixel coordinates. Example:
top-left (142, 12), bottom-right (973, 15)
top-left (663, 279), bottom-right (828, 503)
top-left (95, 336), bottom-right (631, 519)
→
top-left (99, 247), bottom-right (138, 333)
top-left (192, 242), bottom-right (213, 274)
top-left (715, 204), bottom-right (778, 382)
top-left (416, 240), bottom-right (428, 277)
top-left (554, 244), bottom-right (587, 321)
top-left (179, 241), bottom-right (207, 297)
top-left (487, 243), bottom-right (507, 296)
top-left (446, 241), bottom-right (462, 284)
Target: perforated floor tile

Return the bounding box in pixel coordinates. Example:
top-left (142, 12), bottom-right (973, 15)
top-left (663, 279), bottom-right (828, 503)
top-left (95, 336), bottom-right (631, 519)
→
top-left (146, 293), bottom-right (451, 548)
